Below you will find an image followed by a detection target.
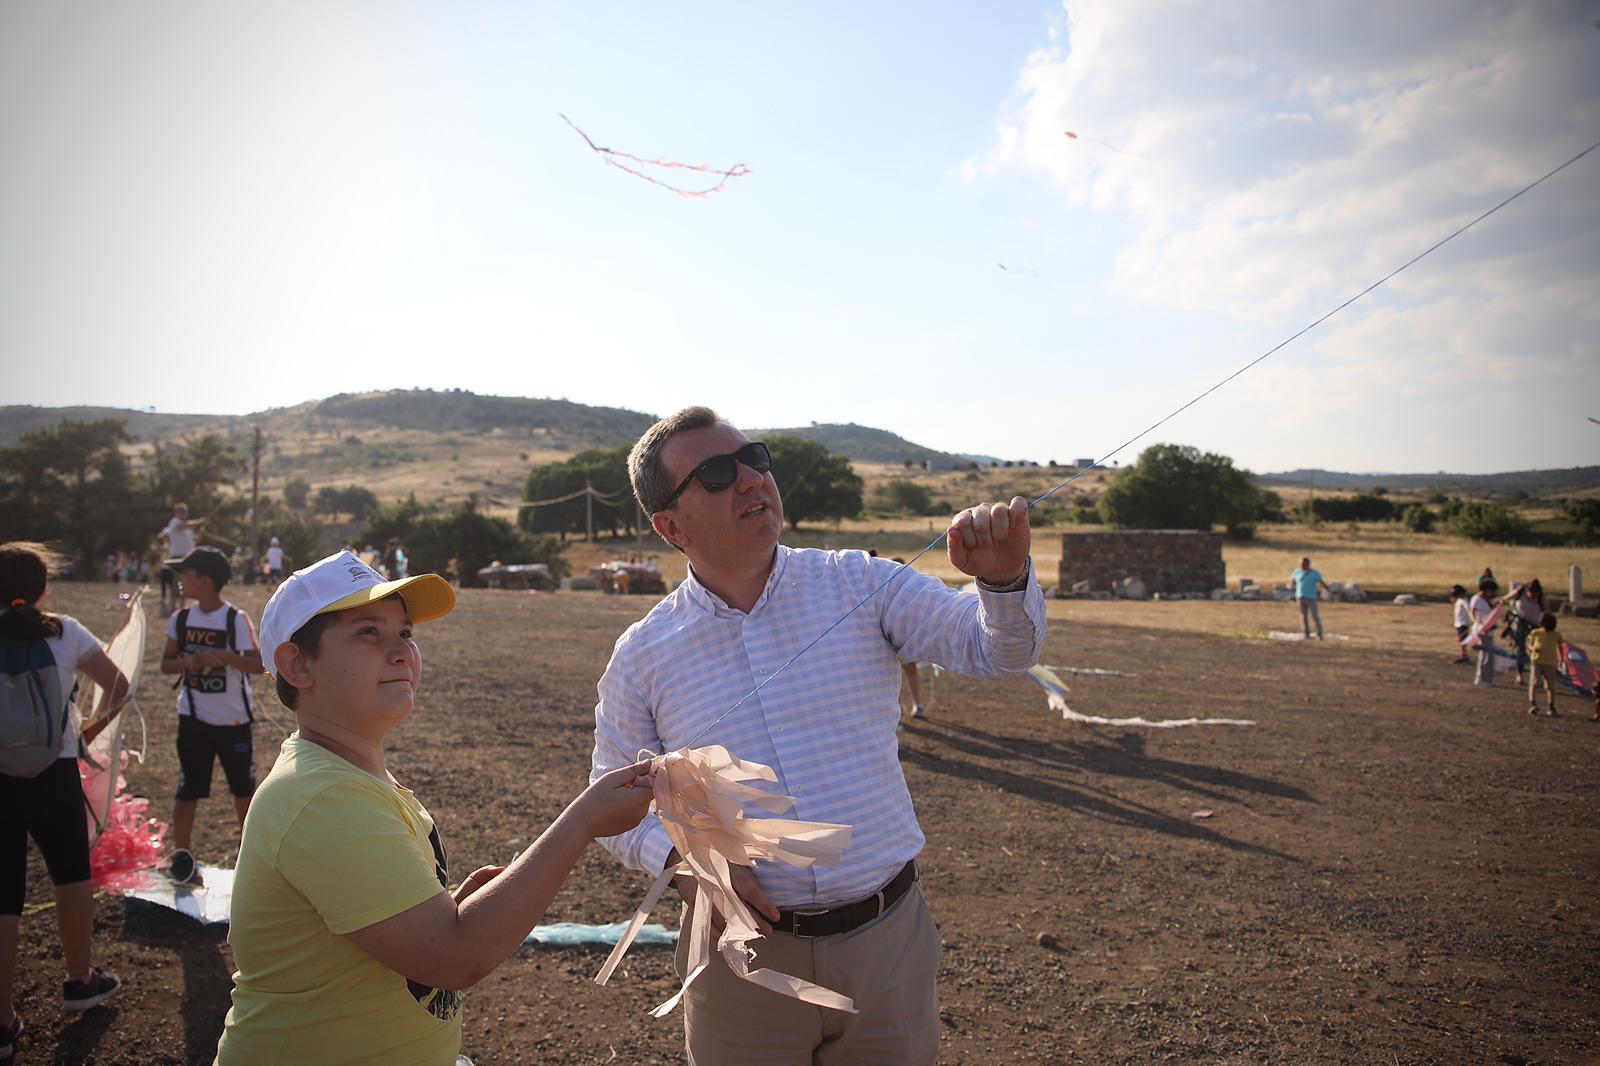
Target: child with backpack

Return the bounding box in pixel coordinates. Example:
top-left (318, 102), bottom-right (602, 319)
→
top-left (0, 542), bottom-right (132, 1058)
top-left (158, 547), bottom-right (264, 883)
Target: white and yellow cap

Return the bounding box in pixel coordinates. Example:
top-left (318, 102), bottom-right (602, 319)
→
top-left (259, 549), bottom-right (455, 677)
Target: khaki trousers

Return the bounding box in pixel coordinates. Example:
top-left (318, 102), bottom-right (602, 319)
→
top-left (676, 882), bottom-right (941, 1065)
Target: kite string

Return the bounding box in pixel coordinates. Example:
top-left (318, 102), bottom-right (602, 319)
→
top-left (673, 136), bottom-right (1600, 752)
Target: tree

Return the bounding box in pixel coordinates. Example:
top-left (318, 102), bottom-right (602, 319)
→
top-left (877, 479), bottom-right (935, 515)
top-left (1452, 501), bottom-right (1531, 545)
top-left (1099, 443), bottom-right (1265, 538)
top-left (520, 445), bottom-right (637, 541)
top-left (356, 494), bottom-right (430, 548)
top-left (766, 436), bottom-right (862, 529)
top-left (1401, 504), bottom-right (1437, 534)
top-left (407, 496), bottom-right (568, 586)
top-left (315, 484), bottom-right (380, 522)
top-left (283, 477), bottom-right (311, 511)
top-left (0, 419), bottom-right (141, 568)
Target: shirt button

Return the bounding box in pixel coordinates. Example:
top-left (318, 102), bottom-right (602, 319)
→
top-left (794, 784), bottom-right (804, 793)
top-left (775, 726), bottom-right (783, 734)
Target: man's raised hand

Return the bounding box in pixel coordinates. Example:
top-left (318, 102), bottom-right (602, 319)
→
top-left (948, 496), bottom-right (1031, 585)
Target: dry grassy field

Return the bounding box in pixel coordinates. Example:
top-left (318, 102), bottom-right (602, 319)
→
top-left (10, 575), bottom-right (1599, 1064)
top-left (563, 517), bottom-right (1600, 603)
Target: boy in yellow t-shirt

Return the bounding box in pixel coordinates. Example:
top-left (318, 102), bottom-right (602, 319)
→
top-left (1524, 611), bottom-right (1563, 718)
top-left (215, 551), bottom-right (655, 1066)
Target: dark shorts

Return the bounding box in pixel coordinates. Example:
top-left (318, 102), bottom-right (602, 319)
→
top-left (0, 758), bottom-right (93, 914)
top-left (1456, 624), bottom-right (1471, 641)
top-left (175, 717), bottom-right (256, 800)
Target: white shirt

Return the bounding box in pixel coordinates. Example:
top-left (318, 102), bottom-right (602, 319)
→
top-left (1453, 599), bottom-right (1472, 628)
top-left (31, 614), bottom-right (104, 758)
top-left (166, 603), bottom-right (258, 726)
top-left (165, 516), bottom-right (196, 558)
top-left (1469, 593), bottom-right (1496, 626)
top-left (591, 545), bottom-right (1046, 907)
top-left (265, 546), bottom-right (285, 570)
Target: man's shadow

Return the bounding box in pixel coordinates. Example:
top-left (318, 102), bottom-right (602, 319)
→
top-left (901, 721), bottom-right (1312, 861)
top-left (116, 896), bottom-right (233, 1065)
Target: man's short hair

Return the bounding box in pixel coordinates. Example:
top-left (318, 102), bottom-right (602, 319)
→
top-left (629, 406), bottom-right (723, 514)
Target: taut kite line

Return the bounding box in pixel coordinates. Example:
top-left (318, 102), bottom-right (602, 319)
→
top-left (561, 114), bottom-right (751, 198)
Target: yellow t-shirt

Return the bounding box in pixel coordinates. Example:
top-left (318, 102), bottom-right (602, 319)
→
top-left (1526, 627), bottom-right (1563, 667)
top-left (215, 735), bottom-right (462, 1065)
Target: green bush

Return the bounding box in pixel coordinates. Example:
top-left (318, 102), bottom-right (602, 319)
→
top-left (1401, 504), bottom-right (1437, 533)
top-left (1310, 494), bottom-right (1397, 522)
top-left (878, 479), bottom-right (935, 515)
top-left (1452, 501), bottom-right (1531, 544)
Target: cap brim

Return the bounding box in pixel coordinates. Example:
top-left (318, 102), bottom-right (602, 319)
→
top-left (316, 574), bottom-right (456, 624)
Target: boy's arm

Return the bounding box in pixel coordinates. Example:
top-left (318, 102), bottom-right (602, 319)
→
top-left (78, 649), bottom-right (131, 744)
top-left (218, 649), bottom-right (264, 674)
top-left (159, 636), bottom-right (188, 675)
top-left (343, 762), bottom-right (654, 990)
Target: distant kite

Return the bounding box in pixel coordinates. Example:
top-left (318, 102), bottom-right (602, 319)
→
top-left (1064, 129), bottom-right (1148, 160)
top-left (561, 114), bottom-right (751, 198)
top-left (997, 263), bottom-right (1039, 277)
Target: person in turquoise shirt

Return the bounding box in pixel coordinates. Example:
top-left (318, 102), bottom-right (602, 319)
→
top-left (1290, 557), bottom-right (1331, 639)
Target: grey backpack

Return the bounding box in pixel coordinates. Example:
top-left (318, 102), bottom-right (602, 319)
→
top-left (0, 636), bottom-right (68, 778)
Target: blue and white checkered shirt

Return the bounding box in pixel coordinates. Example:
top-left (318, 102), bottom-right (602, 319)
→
top-left (590, 544), bottom-right (1047, 908)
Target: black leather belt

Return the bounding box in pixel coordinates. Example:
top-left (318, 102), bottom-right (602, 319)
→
top-left (771, 861), bottom-right (917, 939)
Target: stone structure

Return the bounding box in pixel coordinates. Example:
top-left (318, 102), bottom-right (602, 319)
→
top-left (1059, 530), bottom-right (1225, 597)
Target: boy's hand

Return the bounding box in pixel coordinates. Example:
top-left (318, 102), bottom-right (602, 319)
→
top-left (190, 650), bottom-right (222, 669)
top-left (575, 761), bottom-right (656, 839)
top-left (453, 865), bottom-right (504, 904)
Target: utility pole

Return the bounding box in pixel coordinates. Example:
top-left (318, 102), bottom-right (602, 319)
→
top-left (585, 478), bottom-right (594, 543)
top-left (249, 425), bottom-right (263, 579)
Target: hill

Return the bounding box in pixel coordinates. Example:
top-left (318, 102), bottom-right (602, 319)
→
top-left (1258, 466), bottom-right (1600, 495)
top-left (758, 422), bottom-right (997, 469)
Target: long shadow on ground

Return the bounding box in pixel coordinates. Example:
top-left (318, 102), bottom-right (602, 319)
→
top-left (118, 900), bottom-right (232, 1065)
top-left (901, 721), bottom-right (1309, 862)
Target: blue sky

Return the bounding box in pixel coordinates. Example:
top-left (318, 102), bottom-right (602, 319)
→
top-left (3, 2), bottom-right (1596, 474)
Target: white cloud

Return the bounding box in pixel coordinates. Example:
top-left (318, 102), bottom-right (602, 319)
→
top-left (980, 2), bottom-right (1596, 305)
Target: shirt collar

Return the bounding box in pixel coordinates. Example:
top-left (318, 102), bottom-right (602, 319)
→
top-left (682, 544), bottom-right (791, 618)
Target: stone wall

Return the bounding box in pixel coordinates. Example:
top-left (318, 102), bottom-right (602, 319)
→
top-left (1059, 530), bottom-right (1225, 595)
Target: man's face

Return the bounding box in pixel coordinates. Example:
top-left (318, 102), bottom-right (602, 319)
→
top-left (654, 423), bottom-right (784, 567)
top-left (303, 598), bottom-right (421, 730)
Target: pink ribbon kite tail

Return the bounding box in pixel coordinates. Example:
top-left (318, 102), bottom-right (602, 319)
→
top-left (594, 745), bottom-right (856, 1016)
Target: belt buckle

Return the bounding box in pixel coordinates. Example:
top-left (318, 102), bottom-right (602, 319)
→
top-left (788, 907), bottom-right (830, 939)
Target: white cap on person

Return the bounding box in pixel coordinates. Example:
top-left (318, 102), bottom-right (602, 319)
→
top-left (258, 549), bottom-right (455, 678)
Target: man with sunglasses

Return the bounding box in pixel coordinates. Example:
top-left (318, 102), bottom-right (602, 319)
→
top-left (589, 407), bottom-right (1046, 1064)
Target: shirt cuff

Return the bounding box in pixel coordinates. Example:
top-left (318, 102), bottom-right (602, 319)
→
top-left (976, 560), bottom-right (1032, 594)
top-left (636, 818), bottom-right (676, 877)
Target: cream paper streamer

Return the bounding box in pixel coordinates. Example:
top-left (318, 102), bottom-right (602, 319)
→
top-left (593, 745), bottom-right (856, 1016)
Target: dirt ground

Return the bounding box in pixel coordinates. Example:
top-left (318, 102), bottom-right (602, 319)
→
top-left (11, 582), bottom-right (1600, 1064)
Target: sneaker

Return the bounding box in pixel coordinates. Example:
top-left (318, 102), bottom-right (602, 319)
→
top-left (169, 849), bottom-right (197, 884)
top-left (0, 1015), bottom-right (22, 1058)
top-left (63, 968), bottom-right (121, 1011)
top-left (910, 704), bottom-right (926, 719)
top-left (1547, 706), bottom-right (1559, 718)
top-left (1528, 704), bottom-right (1540, 715)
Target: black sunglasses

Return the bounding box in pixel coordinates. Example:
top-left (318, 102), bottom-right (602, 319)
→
top-left (658, 441), bottom-right (772, 510)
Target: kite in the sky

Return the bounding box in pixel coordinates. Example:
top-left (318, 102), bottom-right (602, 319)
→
top-left (1064, 129), bottom-right (1148, 159)
top-left (997, 262), bottom-right (1039, 277)
top-left (561, 114), bottom-right (751, 198)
